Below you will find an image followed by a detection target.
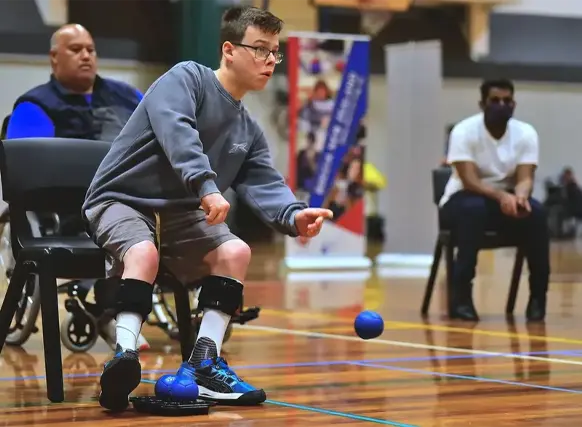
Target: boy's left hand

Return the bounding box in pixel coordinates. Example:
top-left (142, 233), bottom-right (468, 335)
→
top-left (294, 208), bottom-right (333, 237)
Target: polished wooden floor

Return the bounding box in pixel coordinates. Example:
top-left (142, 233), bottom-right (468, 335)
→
top-left (2, 241), bottom-right (582, 426)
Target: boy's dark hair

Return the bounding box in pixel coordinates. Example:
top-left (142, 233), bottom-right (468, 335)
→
top-left (480, 78), bottom-right (514, 101)
top-left (220, 6), bottom-right (283, 49)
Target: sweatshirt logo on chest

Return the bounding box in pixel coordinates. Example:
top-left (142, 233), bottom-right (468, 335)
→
top-left (229, 143), bottom-right (248, 154)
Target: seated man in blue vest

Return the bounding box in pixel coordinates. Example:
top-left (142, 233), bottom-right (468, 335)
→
top-left (5, 23), bottom-right (150, 351)
top-left (7, 23), bottom-right (141, 140)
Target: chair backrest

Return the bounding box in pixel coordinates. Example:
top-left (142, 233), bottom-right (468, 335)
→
top-left (0, 138), bottom-right (110, 217)
top-left (0, 115), bottom-right (9, 139)
top-left (432, 166), bottom-right (452, 205)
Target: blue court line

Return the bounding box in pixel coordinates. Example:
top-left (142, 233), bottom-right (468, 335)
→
top-left (266, 399), bottom-right (419, 426)
top-left (0, 349), bottom-right (578, 382)
top-left (350, 361), bottom-right (582, 395)
top-left (141, 379), bottom-right (418, 426)
top-left (215, 350), bottom-right (579, 371)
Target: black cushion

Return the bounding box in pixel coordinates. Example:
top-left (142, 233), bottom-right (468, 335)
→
top-left (19, 236), bottom-right (101, 251)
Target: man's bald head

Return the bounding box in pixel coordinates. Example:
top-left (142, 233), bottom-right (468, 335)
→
top-left (49, 23), bottom-right (97, 94)
top-left (50, 24), bottom-right (90, 50)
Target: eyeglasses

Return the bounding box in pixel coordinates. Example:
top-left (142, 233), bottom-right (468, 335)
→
top-left (232, 43), bottom-right (283, 64)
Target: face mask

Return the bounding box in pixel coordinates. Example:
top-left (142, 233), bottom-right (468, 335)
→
top-left (484, 103), bottom-right (514, 126)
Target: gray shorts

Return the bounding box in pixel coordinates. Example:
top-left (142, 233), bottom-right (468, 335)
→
top-left (85, 201), bottom-right (239, 283)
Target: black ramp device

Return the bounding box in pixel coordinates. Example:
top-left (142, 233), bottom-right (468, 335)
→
top-left (130, 396), bottom-right (216, 416)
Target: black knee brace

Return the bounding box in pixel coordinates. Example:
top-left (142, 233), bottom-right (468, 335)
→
top-left (94, 278), bottom-right (120, 310)
top-left (197, 275), bottom-right (243, 316)
top-left (115, 278), bottom-right (154, 319)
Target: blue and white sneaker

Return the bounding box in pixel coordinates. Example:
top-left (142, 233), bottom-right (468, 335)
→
top-left (98, 344), bottom-right (142, 412)
top-left (176, 357), bottom-right (266, 405)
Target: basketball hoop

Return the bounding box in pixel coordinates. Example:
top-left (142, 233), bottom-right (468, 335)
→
top-left (358, 1), bottom-right (392, 36)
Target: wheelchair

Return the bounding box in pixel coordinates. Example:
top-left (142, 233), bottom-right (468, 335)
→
top-left (0, 211), bottom-right (261, 353)
top-left (0, 209), bottom-right (55, 347)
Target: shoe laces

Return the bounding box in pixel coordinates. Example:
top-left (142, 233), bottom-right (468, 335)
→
top-left (211, 357), bottom-right (243, 381)
top-left (114, 344), bottom-right (139, 358)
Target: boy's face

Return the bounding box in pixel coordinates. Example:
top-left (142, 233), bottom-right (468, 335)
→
top-left (228, 26), bottom-right (279, 91)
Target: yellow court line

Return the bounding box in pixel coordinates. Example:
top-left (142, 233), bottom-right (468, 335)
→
top-left (310, 325), bottom-right (414, 334)
top-left (260, 308), bottom-right (582, 346)
top-left (261, 308), bottom-right (350, 321)
top-left (227, 329), bottom-right (281, 337)
top-left (238, 324), bottom-right (582, 367)
top-left (388, 321), bottom-right (582, 346)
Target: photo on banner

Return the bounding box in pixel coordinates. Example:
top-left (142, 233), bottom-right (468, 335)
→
top-left (284, 32), bottom-right (371, 269)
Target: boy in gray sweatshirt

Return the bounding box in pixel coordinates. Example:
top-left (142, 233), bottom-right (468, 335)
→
top-left (82, 5), bottom-right (332, 413)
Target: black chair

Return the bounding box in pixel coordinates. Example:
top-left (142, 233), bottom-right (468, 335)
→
top-left (421, 166), bottom-right (525, 317)
top-left (0, 115), bottom-right (9, 139)
top-left (0, 137), bottom-right (193, 403)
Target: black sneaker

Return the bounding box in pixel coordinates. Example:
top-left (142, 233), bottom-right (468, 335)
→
top-left (176, 357), bottom-right (266, 406)
top-left (98, 344), bottom-right (141, 412)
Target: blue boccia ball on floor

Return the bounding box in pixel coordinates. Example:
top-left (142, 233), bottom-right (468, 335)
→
top-left (354, 310), bottom-right (384, 340)
top-left (155, 374), bottom-right (176, 398)
top-left (155, 374), bottom-right (199, 401)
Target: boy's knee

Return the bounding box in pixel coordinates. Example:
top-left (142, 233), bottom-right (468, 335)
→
top-left (217, 239), bottom-right (252, 269)
top-left (109, 241), bottom-right (158, 319)
top-left (205, 239), bottom-right (252, 281)
top-left (122, 240), bottom-right (159, 283)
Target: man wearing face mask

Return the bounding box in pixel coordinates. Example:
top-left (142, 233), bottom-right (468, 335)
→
top-left (439, 79), bottom-right (549, 322)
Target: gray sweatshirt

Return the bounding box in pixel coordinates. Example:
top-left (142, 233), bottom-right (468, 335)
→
top-left (83, 61), bottom-right (306, 236)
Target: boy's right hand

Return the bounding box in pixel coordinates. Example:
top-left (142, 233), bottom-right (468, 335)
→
top-left (201, 193), bottom-right (230, 225)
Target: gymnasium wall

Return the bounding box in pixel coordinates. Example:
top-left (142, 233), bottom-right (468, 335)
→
top-left (1, 0), bottom-right (581, 215)
top-left (0, 55), bottom-right (579, 209)
top-left (0, 55), bottom-right (166, 115)
top-left (487, 12), bottom-right (582, 67)
top-left (495, 0), bottom-right (582, 18)
top-left (238, 74), bottom-right (582, 206)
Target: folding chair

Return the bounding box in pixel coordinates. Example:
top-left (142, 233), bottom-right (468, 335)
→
top-left (0, 115), bottom-right (9, 139)
top-left (421, 166), bottom-right (525, 317)
top-left (0, 137), bottom-right (194, 403)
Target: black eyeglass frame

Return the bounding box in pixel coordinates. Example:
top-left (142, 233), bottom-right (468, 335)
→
top-left (232, 42), bottom-right (283, 64)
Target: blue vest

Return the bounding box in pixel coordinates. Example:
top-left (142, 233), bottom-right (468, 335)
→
top-left (13, 75), bottom-right (140, 141)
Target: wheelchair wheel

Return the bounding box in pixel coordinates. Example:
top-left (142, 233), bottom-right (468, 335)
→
top-left (60, 311), bottom-right (99, 353)
top-left (147, 285), bottom-right (179, 331)
top-left (0, 221), bottom-right (41, 347)
top-left (5, 274), bottom-right (40, 346)
top-left (224, 323), bottom-right (233, 343)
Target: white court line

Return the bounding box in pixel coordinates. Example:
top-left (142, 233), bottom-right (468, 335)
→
top-left (236, 324), bottom-right (582, 367)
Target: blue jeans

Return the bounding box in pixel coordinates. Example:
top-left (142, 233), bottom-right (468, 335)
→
top-left (441, 190), bottom-right (550, 301)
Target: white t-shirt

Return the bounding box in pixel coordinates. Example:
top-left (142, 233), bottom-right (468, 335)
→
top-left (439, 112), bottom-right (539, 207)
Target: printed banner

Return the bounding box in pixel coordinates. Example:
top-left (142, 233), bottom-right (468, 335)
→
top-left (284, 32), bottom-right (371, 269)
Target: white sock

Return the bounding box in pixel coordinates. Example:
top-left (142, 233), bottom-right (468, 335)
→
top-left (115, 312), bottom-right (142, 351)
top-left (193, 309), bottom-right (230, 357)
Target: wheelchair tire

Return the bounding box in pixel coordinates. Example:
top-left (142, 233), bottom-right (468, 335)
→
top-left (224, 323), bottom-right (233, 343)
top-left (2, 213), bottom-right (54, 347)
top-left (147, 285), bottom-right (179, 331)
top-left (5, 274), bottom-right (41, 346)
top-left (60, 311), bottom-right (99, 353)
